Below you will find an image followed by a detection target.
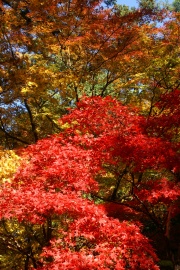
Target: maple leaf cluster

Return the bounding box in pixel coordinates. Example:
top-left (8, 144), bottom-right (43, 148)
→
top-left (0, 95), bottom-right (180, 269)
top-left (0, 0), bottom-right (180, 267)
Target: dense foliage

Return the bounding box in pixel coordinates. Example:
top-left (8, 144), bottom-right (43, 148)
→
top-left (0, 0), bottom-right (180, 269)
top-left (1, 0), bottom-right (179, 148)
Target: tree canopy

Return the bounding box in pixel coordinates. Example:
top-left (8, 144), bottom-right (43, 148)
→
top-left (0, 0), bottom-right (180, 269)
top-left (1, 0), bottom-right (177, 147)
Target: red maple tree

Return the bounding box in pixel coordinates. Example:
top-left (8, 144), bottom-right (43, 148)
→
top-left (0, 96), bottom-right (179, 269)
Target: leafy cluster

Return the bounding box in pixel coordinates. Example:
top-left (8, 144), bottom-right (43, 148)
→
top-left (0, 0), bottom-right (180, 269)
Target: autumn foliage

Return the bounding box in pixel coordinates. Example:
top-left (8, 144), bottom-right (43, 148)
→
top-left (0, 0), bottom-right (180, 269)
top-left (0, 95), bottom-right (179, 269)
top-left (1, 0), bottom-right (175, 147)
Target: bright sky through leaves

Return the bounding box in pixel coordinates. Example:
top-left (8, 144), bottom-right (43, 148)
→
top-left (116, 0), bottom-right (173, 7)
top-left (116, 0), bottom-right (139, 7)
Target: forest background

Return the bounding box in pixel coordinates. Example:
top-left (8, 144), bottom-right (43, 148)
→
top-left (0, 0), bottom-right (180, 269)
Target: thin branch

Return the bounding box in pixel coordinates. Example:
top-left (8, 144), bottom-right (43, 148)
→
top-left (111, 167), bottom-right (128, 200)
top-left (0, 117), bottom-right (29, 145)
top-left (24, 99), bottom-right (38, 143)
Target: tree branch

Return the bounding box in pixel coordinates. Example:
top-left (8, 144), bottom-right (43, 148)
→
top-left (24, 99), bottom-right (38, 143)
